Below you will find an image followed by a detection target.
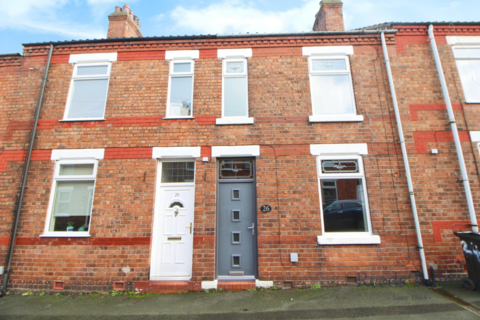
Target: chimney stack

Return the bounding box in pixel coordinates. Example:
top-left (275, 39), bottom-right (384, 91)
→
top-left (312, 0), bottom-right (344, 32)
top-left (107, 4), bottom-right (142, 38)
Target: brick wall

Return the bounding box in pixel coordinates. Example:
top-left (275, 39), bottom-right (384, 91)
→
top-left (1, 26), bottom-right (480, 292)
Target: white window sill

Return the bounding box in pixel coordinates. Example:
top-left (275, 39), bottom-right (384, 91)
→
top-left (317, 234), bottom-right (380, 245)
top-left (40, 232), bottom-right (91, 238)
top-left (465, 100), bottom-right (480, 104)
top-left (216, 117), bottom-right (254, 125)
top-left (309, 114), bottom-right (364, 123)
top-left (60, 118), bottom-right (106, 122)
top-left (163, 117), bottom-right (195, 120)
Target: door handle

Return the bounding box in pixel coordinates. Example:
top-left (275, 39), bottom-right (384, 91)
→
top-left (186, 222), bottom-right (192, 234)
top-left (247, 223), bottom-right (255, 235)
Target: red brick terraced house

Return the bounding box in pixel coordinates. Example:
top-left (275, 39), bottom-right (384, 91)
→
top-left (1, 1), bottom-right (480, 293)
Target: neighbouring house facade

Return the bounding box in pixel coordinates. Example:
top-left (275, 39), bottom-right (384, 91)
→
top-left (1, 1), bottom-right (480, 293)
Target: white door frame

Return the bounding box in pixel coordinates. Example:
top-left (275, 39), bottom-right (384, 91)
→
top-left (150, 160), bottom-right (196, 281)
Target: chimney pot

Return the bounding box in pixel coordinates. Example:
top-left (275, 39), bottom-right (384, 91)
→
top-left (114, 6), bottom-right (121, 12)
top-left (123, 4), bottom-right (130, 13)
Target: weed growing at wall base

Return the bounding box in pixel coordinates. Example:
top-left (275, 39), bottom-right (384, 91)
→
top-left (357, 273), bottom-right (464, 288)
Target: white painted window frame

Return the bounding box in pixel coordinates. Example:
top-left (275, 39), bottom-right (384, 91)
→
top-left (311, 143), bottom-right (379, 245)
top-left (452, 46), bottom-right (480, 103)
top-left (42, 159), bottom-right (99, 237)
top-left (165, 51), bottom-right (199, 119)
top-left (216, 58), bottom-right (253, 125)
top-left (217, 49), bottom-right (253, 125)
top-left (307, 55), bottom-right (362, 122)
top-left (303, 46), bottom-right (362, 123)
top-left (62, 62), bottom-right (112, 121)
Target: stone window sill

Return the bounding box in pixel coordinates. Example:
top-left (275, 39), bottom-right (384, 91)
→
top-left (216, 117), bottom-right (254, 125)
top-left (317, 234), bottom-right (380, 245)
top-left (309, 114), bottom-right (364, 123)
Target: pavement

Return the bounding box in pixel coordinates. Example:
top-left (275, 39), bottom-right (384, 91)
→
top-left (1, 284), bottom-right (480, 319)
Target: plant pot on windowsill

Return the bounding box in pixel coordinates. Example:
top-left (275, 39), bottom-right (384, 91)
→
top-left (78, 224), bottom-right (87, 232)
top-left (66, 222), bottom-right (75, 232)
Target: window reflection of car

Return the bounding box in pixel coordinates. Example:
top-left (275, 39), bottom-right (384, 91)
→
top-left (323, 200), bottom-right (366, 232)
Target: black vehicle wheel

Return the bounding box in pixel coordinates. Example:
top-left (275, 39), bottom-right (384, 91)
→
top-left (464, 278), bottom-right (475, 291)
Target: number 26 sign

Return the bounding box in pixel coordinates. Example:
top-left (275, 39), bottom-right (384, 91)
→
top-left (260, 205), bottom-right (272, 213)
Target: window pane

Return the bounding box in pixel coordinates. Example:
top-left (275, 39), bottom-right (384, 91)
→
top-left (322, 160), bottom-right (358, 173)
top-left (456, 60), bottom-right (480, 102)
top-left (68, 79), bottom-right (109, 119)
top-left (161, 162), bottom-right (195, 183)
top-left (59, 164), bottom-right (94, 176)
top-left (312, 59), bottom-right (346, 71)
top-left (173, 63), bottom-right (191, 73)
top-left (219, 160), bottom-right (253, 179)
top-left (322, 178), bottom-right (367, 233)
top-left (454, 48), bottom-right (480, 59)
top-left (76, 65), bottom-right (108, 76)
top-left (311, 74), bottom-right (354, 115)
top-left (224, 77), bottom-right (248, 117)
top-left (50, 181), bottom-right (94, 232)
top-left (321, 180), bottom-right (337, 206)
top-left (226, 61), bottom-right (244, 73)
top-left (169, 77), bottom-right (193, 116)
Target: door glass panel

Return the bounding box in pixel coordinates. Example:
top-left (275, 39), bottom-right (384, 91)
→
top-left (232, 190), bottom-right (240, 200)
top-left (161, 162), bottom-right (195, 183)
top-left (219, 160), bottom-right (254, 179)
top-left (232, 232), bottom-right (241, 244)
top-left (232, 210), bottom-right (240, 221)
top-left (169, 201), bottom-right (184, 208)
top-left (232, 255), bottom-right (240, 267)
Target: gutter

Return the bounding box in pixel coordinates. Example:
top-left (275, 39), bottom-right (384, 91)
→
top-left (21, 30), bottom-right (398, 48)
top-left (428, 25), bottom-right (478, 234)
top-left (0, 44), bottom-right (54, 297)
top-left (380, 32), bottom-right (429, 280)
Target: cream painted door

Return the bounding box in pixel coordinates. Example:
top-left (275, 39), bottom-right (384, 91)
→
top-left (150, 161), bottom-right (195, 280)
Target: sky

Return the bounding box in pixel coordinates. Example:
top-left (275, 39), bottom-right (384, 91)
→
top-left (1, 0), bottom-right (479, 55)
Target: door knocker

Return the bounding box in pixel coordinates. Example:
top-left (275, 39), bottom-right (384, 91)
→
top-left (174, 207), bottom-right (179, 217)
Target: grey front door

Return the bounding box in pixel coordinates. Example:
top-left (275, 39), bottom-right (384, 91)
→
top-left (217, 159), bottom-right (257, 278)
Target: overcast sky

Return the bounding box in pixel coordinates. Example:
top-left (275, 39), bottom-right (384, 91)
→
top-left (1, 0), bottom-right (479, 54)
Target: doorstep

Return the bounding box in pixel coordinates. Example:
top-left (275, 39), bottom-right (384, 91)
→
top-left (217, 281), bottom-right (256, 291)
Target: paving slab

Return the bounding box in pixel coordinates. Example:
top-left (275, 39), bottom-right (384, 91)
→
top-left (439, 285), bottom-right (480, 309)
top-left (0, 285), bottom-right (479, 319)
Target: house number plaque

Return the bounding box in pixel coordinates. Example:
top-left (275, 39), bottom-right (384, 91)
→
top-left (260, 205), bottom-right (272, 213)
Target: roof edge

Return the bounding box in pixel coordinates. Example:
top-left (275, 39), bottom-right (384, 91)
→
top-left (22, 29), bottom-right (397, 48)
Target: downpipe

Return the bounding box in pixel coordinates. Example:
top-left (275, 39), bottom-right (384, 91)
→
top-left (381, 32), bottom-right (430, 280)
top-left (428, 25), bottom-right (479, 234)
top-left (0, 44), bottom-right (54, 297)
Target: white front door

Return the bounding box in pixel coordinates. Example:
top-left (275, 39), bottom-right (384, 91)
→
top-left (150, 161), bottom-right (195, 280)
